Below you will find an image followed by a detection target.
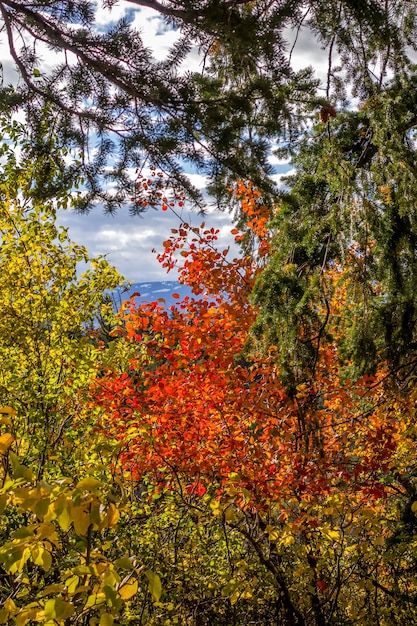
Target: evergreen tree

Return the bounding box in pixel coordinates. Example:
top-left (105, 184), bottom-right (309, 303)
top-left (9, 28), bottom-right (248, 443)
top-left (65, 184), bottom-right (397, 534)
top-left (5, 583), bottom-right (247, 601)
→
top-left (0, 1), bottom-right (414, 211)
top-left (252, 69), bottom-right (417, 383)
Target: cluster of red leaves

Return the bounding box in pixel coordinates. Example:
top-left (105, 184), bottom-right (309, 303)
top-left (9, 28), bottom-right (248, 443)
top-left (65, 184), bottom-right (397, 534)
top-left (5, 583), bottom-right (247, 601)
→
top-left (131, 166), bottom-right (185, 212)
top-left (91, 184), bottom-right (406, 511)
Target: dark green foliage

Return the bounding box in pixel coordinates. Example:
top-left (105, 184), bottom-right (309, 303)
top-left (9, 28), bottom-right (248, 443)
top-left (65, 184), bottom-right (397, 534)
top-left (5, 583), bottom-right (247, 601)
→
top-left (253, 68), bottom-right (417, 379)
top-left (0, 1), bottom-right (413, 212)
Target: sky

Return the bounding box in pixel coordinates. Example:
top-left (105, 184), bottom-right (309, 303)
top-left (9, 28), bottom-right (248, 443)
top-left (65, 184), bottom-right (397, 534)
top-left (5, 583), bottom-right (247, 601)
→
top-left (60, 1), bottom-right (307, 283)
top-left (0, 2), bottom-right (326, 283)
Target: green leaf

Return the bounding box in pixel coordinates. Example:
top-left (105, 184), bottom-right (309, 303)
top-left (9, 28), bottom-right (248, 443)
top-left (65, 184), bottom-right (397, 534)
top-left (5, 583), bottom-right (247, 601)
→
top-left (85, 593), bottom-right (106, 609)
top-left (13, 526), bottom-right (34, 539)
top-left (8, 451), bottom-right (32, 480)
top-left (34, 497), bottom-right (50, 519)
top-left (99, 614), bottom-right (114, 626)
top-left (115, 557), bottom-right (133, 571)
top-left (44, 598), bottom-right (74, 620)
top-left (1, 546), bottom-right (31, 574)
top-left (224, 505), bottom-right (238, 524)
top-left (38, 584), bottom-right (65, 598)
top-left (145, 570), bottom-right (162, 601)
top-left (103, 584), bottom-right (121, 609)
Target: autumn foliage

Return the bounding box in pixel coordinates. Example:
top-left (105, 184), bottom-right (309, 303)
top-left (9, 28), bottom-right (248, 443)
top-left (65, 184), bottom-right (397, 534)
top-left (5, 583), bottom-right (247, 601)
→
top-left (83, 184), bottom-right (417, 623)
top-left (93, 185), bottom-right (410, 510)
top-left (2, 159), bottom-right (417, 623)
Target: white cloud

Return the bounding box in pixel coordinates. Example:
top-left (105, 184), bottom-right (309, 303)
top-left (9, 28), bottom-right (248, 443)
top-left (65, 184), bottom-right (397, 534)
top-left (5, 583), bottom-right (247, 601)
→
top-left (270, 167), bottom-right (295, 190)
top-left (285, 25), bottom-right (329, 87)
top-left (184, 173), bottom-right (207, 190)
top-left (132, 8), bottom-right (180, 58)
top-left (57, 199), bottom-right (243, 282)
top-left (94, 1), bottom-right (131, 26)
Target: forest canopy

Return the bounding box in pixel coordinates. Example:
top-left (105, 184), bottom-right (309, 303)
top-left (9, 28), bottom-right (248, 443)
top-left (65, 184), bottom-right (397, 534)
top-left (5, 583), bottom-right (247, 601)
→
top-left (0, 1), bottom-right (415, 211)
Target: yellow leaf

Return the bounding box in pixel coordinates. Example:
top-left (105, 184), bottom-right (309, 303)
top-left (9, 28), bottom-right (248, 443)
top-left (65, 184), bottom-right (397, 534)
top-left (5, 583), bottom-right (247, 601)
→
top-left (76, 477), bottom-right (103, 491)
top-left (37, 522), bottom-right (59, 545)
top-left (99, 613), bottom-right (114, 626)
top-left (210, 500), bottom-right (221, 516)
top-left (106, 503), bottom-right (120, 528)
top-left (411, 501), bottom-right (417, 514)
top-left (265, 526), bottom-right (280, 542)
top-left (32, 546), bottom-right (52, 571)
top-left (0, 406), bottom-right (16, 416)
top-left (0, 433), bottom-right (14, 454)
top-left (3, 598), bottom-right (17, 616)
top-left (71, 505), bottom-right (91, 536)
top-left (54, 496), bottom-right (72, 531)
top-left (64, 575), bottom-right (80, 594)
top-left (0, 494), bottom-right (9, 515)
top-left (15, 607), bottom-right (44, 626)
top-left (281, 533), bottom-right (295, 547)
top-left (119, 579), bottom-right (139, 601)
top-left (326, 530), bottom-right (340, 541)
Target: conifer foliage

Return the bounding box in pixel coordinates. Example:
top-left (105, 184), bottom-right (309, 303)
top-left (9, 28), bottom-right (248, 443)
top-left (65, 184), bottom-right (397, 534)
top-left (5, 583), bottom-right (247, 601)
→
top-left (0, 1), bottom-right (414, 210)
